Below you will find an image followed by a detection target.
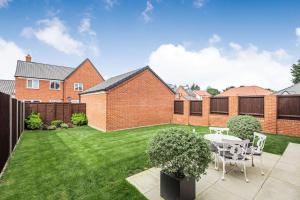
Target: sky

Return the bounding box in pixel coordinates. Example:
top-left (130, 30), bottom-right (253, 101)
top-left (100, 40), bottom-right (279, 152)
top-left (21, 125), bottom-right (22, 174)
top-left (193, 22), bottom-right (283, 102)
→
top-left (0, 0), bottom-right (300, 91)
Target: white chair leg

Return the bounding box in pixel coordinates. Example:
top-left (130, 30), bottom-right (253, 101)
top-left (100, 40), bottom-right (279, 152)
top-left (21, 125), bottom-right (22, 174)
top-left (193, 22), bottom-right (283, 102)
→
top-left (214, 153), bottom-right (219, 170)
top-left (252, 154), bottom-right (255, 167)
top-left (222, 160), bottom-right (225, 181)
top-left (243, 161), bottom-right (249, 183)
top-left (259, 155), bottom-right (264, 175)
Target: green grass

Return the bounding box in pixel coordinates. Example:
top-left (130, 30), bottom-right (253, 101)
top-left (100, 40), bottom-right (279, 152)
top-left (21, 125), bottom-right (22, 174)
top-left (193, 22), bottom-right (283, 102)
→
top-left (0, 124), bottom-right (299, 200)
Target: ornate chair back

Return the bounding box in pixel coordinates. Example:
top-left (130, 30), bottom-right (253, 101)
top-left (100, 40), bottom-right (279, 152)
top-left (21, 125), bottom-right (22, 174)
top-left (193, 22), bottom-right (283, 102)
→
top-left (209, 127), bottom-right (229, 135)
top-left (222, 139), bottom-right (250, 161)
top-left (252, 132), bottom-right (267, 153)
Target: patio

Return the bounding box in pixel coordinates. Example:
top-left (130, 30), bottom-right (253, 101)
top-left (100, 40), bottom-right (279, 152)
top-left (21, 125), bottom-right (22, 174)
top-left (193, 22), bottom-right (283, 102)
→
top-left (127, 143), bottom-right (300, 200)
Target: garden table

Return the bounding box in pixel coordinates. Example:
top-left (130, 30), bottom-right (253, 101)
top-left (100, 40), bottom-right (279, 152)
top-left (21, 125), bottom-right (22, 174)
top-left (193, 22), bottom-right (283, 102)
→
top-left (204, 134), bottom-right (241, 143)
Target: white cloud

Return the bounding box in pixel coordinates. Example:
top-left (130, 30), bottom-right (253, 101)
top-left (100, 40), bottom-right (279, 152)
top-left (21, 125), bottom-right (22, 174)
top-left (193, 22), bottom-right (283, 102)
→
top-left (21, 17), bottom-right (84, 56)
top-left (209, 34), bottom-right (221, 44)
top-left (78, 18), bottom-right (96, 36)
top-left (296, 27), bottom-right (300, 42)
top-left (148, 44), bottom-right (291, 90)
top-left (0, 38), bottom-right (25, 79)
top-left (0, 0), bottom-right (12, 8)
top-left (229, 42), bottom-right (242, 51)
top-left (142, 0), bottom-right (154, 23)
top-left (194, 0), bottom-right (205, 8)
top-left (273, 48), bottom-right (289, 59)
top-left (103, 0), bottom-right (118, 10)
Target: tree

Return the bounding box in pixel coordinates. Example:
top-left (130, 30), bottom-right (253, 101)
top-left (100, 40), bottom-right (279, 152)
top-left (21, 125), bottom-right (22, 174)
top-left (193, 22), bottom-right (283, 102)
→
top-left (291, 60), bottom-right (300, 84)
top-left (190, 83), bottom-right (200, 91)
top-left (223, 86), bottom-right (235, 92)
top-left (207, 86), bottom-right (220, 96)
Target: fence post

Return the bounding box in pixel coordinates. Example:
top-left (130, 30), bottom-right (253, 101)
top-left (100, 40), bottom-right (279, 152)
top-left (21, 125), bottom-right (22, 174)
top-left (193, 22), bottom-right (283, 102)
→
top-left (202, 97), bottom-right (210, 126)
top-left (263, 95), bottom-right (277, 134)
top-left (9, 97), bottom-right (12, 154)
top-left (229, 96), bottom-right (238, 117)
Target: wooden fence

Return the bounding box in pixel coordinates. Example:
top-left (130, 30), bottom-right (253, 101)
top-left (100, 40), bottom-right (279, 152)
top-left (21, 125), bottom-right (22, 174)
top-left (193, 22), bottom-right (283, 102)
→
top-left (190, 101), bottom-right (202, 116)
top-left (239, 96), bottom-right (264, 117)
top-left (277, 95), bottom-right (300, 119)
top-left (25, 102), bottom-right (86, 124)
top-left (210, 97), bottom-right (229, 115)
top-left (0, 92), bottom-right (25, 173)
top-left (174, 101), bottom-right (184, 114)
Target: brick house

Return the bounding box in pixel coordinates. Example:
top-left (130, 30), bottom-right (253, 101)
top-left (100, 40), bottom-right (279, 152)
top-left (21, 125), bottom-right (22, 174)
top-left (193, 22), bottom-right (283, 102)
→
top-left (80, 66), bottom-right (175, 131)
top-left (14, 55), bottom-right (104, 102)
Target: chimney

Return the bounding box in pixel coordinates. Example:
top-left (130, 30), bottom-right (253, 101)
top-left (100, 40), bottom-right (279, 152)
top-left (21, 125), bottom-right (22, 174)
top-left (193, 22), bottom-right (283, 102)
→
top-left (25, 54), bottom-right (32, 62)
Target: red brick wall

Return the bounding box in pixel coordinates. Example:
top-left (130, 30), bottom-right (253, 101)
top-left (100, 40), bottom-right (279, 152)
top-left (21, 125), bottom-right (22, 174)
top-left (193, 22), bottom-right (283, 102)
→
top-left (105, 69), bottom-right (174, 131)
top-left (64, 60), bottom-right (104, 102)
top-left (81, 92), bottom-right (107, 131)
top-left (172, 95), bottom-right (300, 137)
top-left (15, 77), bottom-right (63, 102)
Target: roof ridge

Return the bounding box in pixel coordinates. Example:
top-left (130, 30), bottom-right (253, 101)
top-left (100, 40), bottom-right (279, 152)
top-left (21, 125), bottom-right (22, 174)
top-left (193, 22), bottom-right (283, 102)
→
top-left (17, 60), bottom-right (74, 69)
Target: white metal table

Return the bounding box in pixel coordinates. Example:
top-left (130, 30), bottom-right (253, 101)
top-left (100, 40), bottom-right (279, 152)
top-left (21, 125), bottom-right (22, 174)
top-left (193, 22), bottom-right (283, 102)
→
top-left (204, 134), bottom-right (241, 143)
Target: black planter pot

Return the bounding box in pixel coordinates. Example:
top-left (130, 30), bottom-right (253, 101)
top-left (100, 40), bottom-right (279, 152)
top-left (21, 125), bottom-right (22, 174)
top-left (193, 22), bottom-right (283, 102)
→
top-left (160, 171), bottom-right (195, 200)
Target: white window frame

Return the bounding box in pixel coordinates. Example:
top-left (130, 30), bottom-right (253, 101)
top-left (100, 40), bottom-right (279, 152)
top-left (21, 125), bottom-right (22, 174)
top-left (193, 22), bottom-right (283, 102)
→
top-left (27, 79), bottom-right (39, 89)
top-left (25, 100), bottom-right (41, 103)
top-left (49, 80), bottom-right (60, 90)
top-left (49, 99), bottom-right (63, 103)
top-left (74, 83), bottom-right (83, 91)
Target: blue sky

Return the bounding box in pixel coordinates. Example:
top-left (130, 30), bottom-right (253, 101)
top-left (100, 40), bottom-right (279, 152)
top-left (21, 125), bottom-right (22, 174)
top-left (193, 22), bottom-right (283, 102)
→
top-left (0, 0), bottom-right (300, 90)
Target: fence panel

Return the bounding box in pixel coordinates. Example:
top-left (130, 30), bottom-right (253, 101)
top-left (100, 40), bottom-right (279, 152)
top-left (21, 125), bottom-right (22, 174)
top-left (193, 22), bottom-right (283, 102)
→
top-left (210, 97), bottom-right (229, 115)
top-left (190, 101), bottom-right (202, 116)
top-left (239, 96), bottom-right (264, 117)
top-left (277, 95), bottom-right (300, 119)
top-left (0, 92), bottom-right (24, 173)
top-left (174, 101), bottom-right (184, 114)
top-left (25, 103), bottom-right (86, 124)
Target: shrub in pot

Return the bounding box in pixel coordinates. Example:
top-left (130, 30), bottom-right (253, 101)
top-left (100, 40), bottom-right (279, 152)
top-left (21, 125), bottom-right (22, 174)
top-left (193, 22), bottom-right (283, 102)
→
top-left (227, 115), bottom-right (261, 141)
top-left (25, 112), bottom-right (43, 130)
top-left (51, 120), bottom-right (63, 128)
top-left (71, 113), bottom-right (88, 126)
top-left (148, 128), bottom-right (211, 200)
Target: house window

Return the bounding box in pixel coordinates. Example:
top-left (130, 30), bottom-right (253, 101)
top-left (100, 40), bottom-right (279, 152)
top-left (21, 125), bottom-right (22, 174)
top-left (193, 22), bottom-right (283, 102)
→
top-left (27, 79), bottom-right (39, 89)
top-left (50, 80), bottom-right (60, 90)
top-left (71, 100), bottom-right (80, 103)
top-left (25, 100), bottom-right (41, 103)
top-left (74, 83), bottom-right (83, 91)
top-left (49, 99), bottom-right (63, 103)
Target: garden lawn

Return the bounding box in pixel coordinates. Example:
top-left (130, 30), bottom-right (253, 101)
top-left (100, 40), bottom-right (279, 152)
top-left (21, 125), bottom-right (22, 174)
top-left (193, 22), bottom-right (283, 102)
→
top-left (0, 125), bottom-right (300, 200)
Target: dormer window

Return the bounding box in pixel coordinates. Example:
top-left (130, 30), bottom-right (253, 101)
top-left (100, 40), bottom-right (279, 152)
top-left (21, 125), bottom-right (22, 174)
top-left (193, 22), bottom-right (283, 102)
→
top-left (27, 79), bottom-right (39, 89)
top-left (74, 83), bottom-right (83, 91)
top-left (50, 80), bottom-right (60, 90)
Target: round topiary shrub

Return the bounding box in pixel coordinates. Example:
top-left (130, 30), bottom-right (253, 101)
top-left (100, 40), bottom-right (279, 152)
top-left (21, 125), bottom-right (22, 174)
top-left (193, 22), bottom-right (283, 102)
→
top-left (227, 115), bottom-right (261, 140)
top-left (51, 120), bottom-right (63, 128)
top-left (25, 112), bottom-right (43, 130)
top-left (148, 128), bottom-right (211, 180)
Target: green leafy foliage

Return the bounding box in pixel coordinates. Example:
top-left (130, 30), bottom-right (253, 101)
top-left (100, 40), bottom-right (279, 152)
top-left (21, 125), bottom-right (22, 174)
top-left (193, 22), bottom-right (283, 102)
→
top-left (291, 59), bottom-right (300, 84)
top-left (148, 128), bottom-right (211, 180)
top-left (25, 112), bottom-right (43, 130)
top-left (50, 120), bottom-right (63, 128)
top-left (190, 83), bottom-right (200, 91)
top-left (60, 123), bottom-right (69, 129)
top-left (71, 113), bottom-right (88, 126)
top-left (227, 115), bottom-right (261, 140)
top-left (47, 125), bottom-right (57, 130)
top-left (206, 86), bottom-right (220, 96)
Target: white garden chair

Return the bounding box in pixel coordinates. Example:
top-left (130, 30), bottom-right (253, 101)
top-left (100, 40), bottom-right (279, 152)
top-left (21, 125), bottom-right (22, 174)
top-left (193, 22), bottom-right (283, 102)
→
top-left (209, 127), bottom-right (229, 135)
top-left (248, 132), bottom-right (267, 175)
top-left (217, 139), bottom-right (250, 182)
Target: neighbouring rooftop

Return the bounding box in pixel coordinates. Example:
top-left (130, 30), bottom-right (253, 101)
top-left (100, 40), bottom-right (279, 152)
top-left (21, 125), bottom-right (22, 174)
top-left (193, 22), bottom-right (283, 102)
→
top-left (0, 80), bottom-right (15, 95)
top-left (218, 86), bottom-right (272, 96)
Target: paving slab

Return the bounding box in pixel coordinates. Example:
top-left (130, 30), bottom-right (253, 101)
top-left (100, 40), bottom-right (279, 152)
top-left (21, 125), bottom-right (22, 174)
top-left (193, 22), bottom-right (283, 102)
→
top-left (126, 144), bottom-right (300, 200)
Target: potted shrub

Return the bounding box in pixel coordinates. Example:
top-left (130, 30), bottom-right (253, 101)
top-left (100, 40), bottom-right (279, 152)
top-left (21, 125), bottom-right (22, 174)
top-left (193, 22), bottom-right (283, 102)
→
top-left (227, 115), bottom-right (261, 141)
top-left (148, 128), bottom-right (211, 200)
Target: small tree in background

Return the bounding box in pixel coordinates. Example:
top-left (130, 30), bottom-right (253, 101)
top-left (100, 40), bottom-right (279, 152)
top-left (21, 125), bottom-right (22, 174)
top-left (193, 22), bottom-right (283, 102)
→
top-left (207, 86), bottom-right (220, 96)
top-left (223, 86), bottom-right (235, 92)
top-left (190, 83), bottom-right (200, 91)
top-left (291, 60), bottom-right (300, 84)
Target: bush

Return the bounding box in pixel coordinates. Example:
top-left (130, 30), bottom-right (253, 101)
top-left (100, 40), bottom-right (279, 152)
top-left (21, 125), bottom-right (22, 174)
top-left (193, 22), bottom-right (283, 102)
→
top-left (148, 128), bottom-right (211, 180)
top-left (60, 123), bottom-right (69, 129)
top-left (25, 112), bottom-right (43, 130)
top-left (51, 120), bottom-right (63, 128)
top-left (227, 115), bottom-right (261, 140)
top-left (47, 125), bottom-right (56, 130)
top-left (71, 113), bottom-right (88, 126)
